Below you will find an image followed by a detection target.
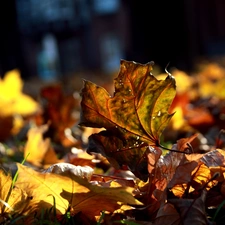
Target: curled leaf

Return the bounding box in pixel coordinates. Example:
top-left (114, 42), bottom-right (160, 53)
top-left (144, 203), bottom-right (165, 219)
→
top-left (44, 163), bottom-right (94, 181)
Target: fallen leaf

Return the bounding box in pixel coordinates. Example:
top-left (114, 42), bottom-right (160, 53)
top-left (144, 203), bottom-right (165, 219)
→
top-left (43, 162), bottom-right (94, 181)
top-left (80, 60), bottom-right (176, 180)
top-left (23, 124), bottom-right (62, 167)
top-left (0, 169), bottom-right (29, 222)
top-left (40, 84), bottom-right (80, 146)
top-left (16, 163), bottom-right (76, 216)
top-left (15, 163), bottom-right (142, 221)
top-left (61, 178), bottom-right (143, 220)
top-left (0, 69), bottom-right (40, 117)
top-left (168, 190), bottom-right (211, 225)
top-left (153, 202), bottom-right (180, 225)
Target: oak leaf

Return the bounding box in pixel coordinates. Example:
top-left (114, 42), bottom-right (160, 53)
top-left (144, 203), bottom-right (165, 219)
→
top-left (79, 60), bottom-right (176, 180)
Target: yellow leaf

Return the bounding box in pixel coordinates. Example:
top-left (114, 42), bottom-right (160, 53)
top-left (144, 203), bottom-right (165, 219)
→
top-left (157, 69), bottom-right (194, 94)
top-left (15, 164), bottom-right (142, 220)
top-left (0, 169), bottom-right (29, 221)
top-left (0, 69), bottom-right (40, 116)
top-left (16, 163), bottom-right (82, 215)
top-left (61, 176), bottom-right (143, 219)
top-left (24, 124), bottom-right (62, 167)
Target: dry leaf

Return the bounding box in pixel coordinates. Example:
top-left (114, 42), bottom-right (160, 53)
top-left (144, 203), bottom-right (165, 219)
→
top-left (80, 60), bottom-right (176, 180)
top-left (0, 169), bottom-right (29, 222)
top-left (15, 164), bottom-right (142, 220)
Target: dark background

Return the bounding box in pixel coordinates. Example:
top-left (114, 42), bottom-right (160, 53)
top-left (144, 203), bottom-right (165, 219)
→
top-left (1, 0), bottom-right (225, 79)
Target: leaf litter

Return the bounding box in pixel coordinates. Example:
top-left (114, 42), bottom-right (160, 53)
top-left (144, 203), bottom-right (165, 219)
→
top-left (0, 60), bottom-right (225, 224)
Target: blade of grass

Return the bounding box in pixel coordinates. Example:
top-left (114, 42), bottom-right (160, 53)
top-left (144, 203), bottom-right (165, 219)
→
top-left (96, 210), bottom-right (105, 225)
top-left (113, 220), bottom-right (142, 225)
top-left (212, 199), bottom-right (225, 222)
top-left (2, 152), bottom-right (30, 213)
top-left (12, 152), bottom-right (30, 188)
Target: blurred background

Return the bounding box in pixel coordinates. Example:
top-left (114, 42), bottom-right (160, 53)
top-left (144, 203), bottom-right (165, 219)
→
top-left (0, 0), bottom-right (225, 81)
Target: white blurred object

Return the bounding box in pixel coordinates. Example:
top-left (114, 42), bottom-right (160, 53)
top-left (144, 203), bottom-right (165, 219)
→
top-left (43, 162), bottom-right (94, 181)
top-left (37, 33), bottom-right (60, 82)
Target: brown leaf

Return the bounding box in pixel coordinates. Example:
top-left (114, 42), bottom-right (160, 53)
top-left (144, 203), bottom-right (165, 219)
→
top-left (168, 190), bottom-right (213, 225)
top-left (176, 133), bottom-right (199, 152)
top-left (80, 60), bottom-right (176, 180)
top-left (200, 149), bottom-right (225, 167)
top-left (40, 84), bottom-right (80, 147)
top-left (168, 150), bottom-right (224, 198)
top-left (153, 202), bottom-right (180, 225)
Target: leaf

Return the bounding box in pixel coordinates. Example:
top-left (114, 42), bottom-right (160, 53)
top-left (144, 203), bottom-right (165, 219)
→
top-left (23, 124), bottom-right (62, 167)
top-left (197, 63), bottom-right (225, 98)
top-left (153, 202), bottom-right (180, 225)
top-left (16, 163), bottom-right (72, 216)
top-left (44, 162), bottom-right (94, 181)
top-left (61, 177), bottom-right (143, 220)
top-left (168, 190), bottom-right (211, 225)
top-left (79, 60), bottom-right (176, 180)
top-left (168, 149), bottom-right (225, 198)
top-left (40, 84), bottom-right (80, 146)
top-left (0, 69), bottom-right (40, 116)
top-left (200, 149), bottom-right (225, 167)
top-left (0, 169), bottom-right (29, 220)
top-left (15, 164), bottom-right (142, 220)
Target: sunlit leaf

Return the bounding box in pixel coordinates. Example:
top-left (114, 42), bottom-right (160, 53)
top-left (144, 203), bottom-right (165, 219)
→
top-left (23, 124), bottom-right (62, 167)
top-left (0, 169), bottom-right (29, 220)
top-left (80, 60), bottom-right (176, 180)
top-left (16, 164), bottom-right (142, 220)
top-left (0, 69), bottom-right (40, 116)
top-left (61, 177), bottom-right (143, 220)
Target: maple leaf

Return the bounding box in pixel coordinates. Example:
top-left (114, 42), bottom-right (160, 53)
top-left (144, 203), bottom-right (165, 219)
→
top-left (15, 163), bottom-right (142, 221)
top-left (79, 60), bottom-right (176, 180)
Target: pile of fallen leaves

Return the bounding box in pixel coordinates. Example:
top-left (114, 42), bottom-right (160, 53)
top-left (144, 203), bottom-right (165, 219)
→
top-left (1, 60), bottom-right (225, 224)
